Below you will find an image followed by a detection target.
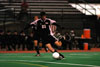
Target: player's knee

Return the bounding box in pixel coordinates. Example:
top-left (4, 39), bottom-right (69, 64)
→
top-left (55, 41), bottom-right (62, 47)
top-left (46, 43), bottom-right (50, 48)
top-left (34, 40), bottom-right (38, 46)
top-left (46, 44), bottom-right (55, 52)
top-left (39, 43), bottom-right (42, 47)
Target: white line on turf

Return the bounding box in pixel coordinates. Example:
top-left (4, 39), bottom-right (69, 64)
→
top-left (69, 53), bottom-right (99, 56)
top-left (0, 60), bottom-right (100, 67)
top-left (0, 56), bottom-right (51, 58)
top-left (0, 56), bottom-right (92, 59)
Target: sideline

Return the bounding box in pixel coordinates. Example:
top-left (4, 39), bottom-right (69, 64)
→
top-left (0, 48), bottom-right (100, 53)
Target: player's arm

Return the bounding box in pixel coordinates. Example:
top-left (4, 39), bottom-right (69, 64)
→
top-left (49, 19), bottom-right (65, 30)
top-left (20, 24), bottom-right (33, 33)
top-left (24, 24), bottom-right (33, 30)
top-left (52, 23), bottom-right (61, 28)
top-left (49, 19), bottom-right (62, 28)
top-left (21, 20), bottom-right (38, 32)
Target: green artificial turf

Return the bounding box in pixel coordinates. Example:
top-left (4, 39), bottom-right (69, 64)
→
top-left (0, 52), bottom-right (100, 67)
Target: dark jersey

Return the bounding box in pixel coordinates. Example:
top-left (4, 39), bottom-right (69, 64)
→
top-left (30, 18), bottom-right (56, 35)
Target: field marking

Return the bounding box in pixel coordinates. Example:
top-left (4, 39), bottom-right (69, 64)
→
top-left (0, 55), bottom-right (92, 59)
top-left (12, 62), bottom-right (48, 67)
top-left (0, 56), bottom-right (51, 59)
top-left (0, 61), bottom-right (48, 67)
top-left (69, 53), bottom-right (99, 56)
top-left (0, 60), bottom-right (100, 67)
top-left (19, 62), bottom-right (48, 67)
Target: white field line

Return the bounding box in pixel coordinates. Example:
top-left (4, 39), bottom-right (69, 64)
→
top-left (0, 56), bottom-right (95, 58)
top-left (0, 60), bottom-right (100, 67)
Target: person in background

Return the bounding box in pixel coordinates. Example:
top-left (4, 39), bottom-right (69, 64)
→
top-left (21, 0), bottom-right (28, 11)
top-left (0, 30), bottom-right (6, 51)
top-left (69, 30), bottom-right (75, 50)
top-left (13, 31), bottom-right (20, 51)
top-left (5, 31), bottom-right (13, 51)
top-left (17, 0), bottom-right (29, 23)
top-left (65, 32), bottom-right (72, 50)
top-left (0, 30), bottom-right (5, 51)
top-left (26, 32), bottom-right (34, 50)
top-left (20, 31), bottom-right (26, 51)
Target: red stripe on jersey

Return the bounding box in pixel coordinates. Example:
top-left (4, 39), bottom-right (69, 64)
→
top-left (50, 25), bottom-right (57, 33)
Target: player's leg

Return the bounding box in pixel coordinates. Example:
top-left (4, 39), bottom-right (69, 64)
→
top-left (50, 35), bottom-right (62, 47)
top-left (39, 42), bottom-right (42, 48)
top-left (54, 41), bottom-right (62, 47)
top-left (38, 39), bottom-right (43, 50)
top-left (0, 43), bottom-right (1, 51)
top-left (33, 32), bottom-right (41, 56)
top-left (46, 43), bottom-right (64, 59)
top-left (46, 43), bottom-right (55, 52)
top-left (48, 35), bottom-right (65, 59)
top-left (34, 40), bottom-right (40, 56)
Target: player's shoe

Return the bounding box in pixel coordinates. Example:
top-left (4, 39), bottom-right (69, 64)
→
top-left (57, 53), bottom-right (65, 60)
top-left (59, 55), bottom-right (65, 59)
top-left (44, 47), bottom-right (48, 52)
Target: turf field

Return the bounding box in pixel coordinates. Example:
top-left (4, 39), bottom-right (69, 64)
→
top-left (0, 52), bottom-right (100, 67)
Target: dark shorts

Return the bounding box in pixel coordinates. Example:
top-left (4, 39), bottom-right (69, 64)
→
top-left (33, 32), bottom-right (57, 45)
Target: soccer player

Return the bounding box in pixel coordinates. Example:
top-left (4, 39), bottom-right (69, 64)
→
top-left (30, 11), bottom-right (64, 59)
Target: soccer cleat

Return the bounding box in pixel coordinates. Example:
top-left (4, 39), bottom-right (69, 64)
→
top-left (54, 53), bottom-right (65, 60)
top-left (59, 55), bottom-right (65, 59)
top-left (44, 48), bottom-right (48, 52)
top-left (58, 53), bottom-right (65, 60)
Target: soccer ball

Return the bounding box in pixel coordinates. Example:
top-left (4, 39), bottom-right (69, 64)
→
top-left (52, 52), bottom-right (60, 59)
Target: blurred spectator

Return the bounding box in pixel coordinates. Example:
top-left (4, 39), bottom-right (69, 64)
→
top-left (0, 30), bottom-right (4, 50)
top-left (65, 32), bottom-right (71, 50)
top-left (0, 30), bottom-right (6, 51)
top-left (21, 0), bottom-right (29, 11)
top-left (5, 30), bottom-right (13, 51)
top-left (26, 32), bottom-right (34, 50)
top-left (69, 30), bottom-right (75, 50)
top-left (70, 30), bottom-right (75, 37)
top-left (69, 30), bottom-right (77, 50)
top-left (17, 0), bottom-right (29, 23)
top-left (13, 31), bottom-right (20, 51)
top-left (20, 31), bottom-right (26, 50)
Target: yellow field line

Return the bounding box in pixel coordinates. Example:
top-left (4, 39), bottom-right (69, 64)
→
top-left (0, 61), bottom-right (48, 67)
top-left (17, 62), bottom-right (48, 67)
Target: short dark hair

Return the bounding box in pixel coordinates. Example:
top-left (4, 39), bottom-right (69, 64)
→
top-left (40, 11), bottom-right (46, 16)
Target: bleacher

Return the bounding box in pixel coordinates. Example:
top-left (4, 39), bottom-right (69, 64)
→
top-left (0, 0), bottom-right (98, 37)
top-left (68, 0), bottom-right (100, 3)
